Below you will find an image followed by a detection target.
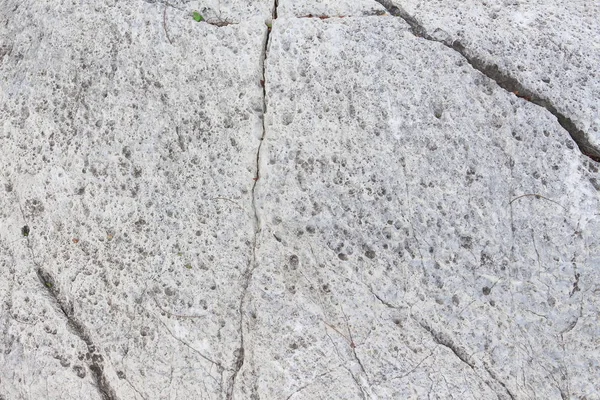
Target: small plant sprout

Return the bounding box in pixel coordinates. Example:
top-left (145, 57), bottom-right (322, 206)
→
top-left (193, 11), bottom-right (204, 22)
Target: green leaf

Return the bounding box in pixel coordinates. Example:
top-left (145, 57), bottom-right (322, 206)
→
top-left (193, 12), bottom-right (204, 22)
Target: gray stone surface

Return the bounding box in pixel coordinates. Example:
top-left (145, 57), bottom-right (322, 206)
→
top-left (383, 0), bottom-right (600, 158)
top-left (2, 1), bottom-right (600, 400)
top-left (238, 16), bottom-right (600, 399)
top-left (1, 1), bottom-right (266, 399)
top-left (278, 0), bottom-right (386, 17)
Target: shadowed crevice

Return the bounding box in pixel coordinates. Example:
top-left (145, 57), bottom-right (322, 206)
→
top-left (374, 0), bottom-right (600, 162)
top-left (15, 194), bottom-right (117, 400)
top-left (35, 267), bottom-right (118, 400)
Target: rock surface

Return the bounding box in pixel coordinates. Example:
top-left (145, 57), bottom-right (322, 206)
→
top-left (382, 0), bottom-right (600, 158)
top-left (1, 1), bottom-right (599, 400)
top-left (278, 0), bottom-right (386, 17)
top-left (1, 1), bottom-right (266, 399)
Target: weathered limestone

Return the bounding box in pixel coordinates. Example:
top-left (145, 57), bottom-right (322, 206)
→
top-left (2, 1), bottom-right (599, 399)
top-left (278, 0), bottom-right (386, 17)
top-left (242, 17), bottom-right (600, 399)
top-left (383, 0), bottom-right (600, 158)
top-left (1, 1), bottom-right (268, 399)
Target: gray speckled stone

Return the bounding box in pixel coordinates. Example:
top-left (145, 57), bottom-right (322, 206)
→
top-left (241, 17), bottom-right (600, 399)
top-left (278, 0), bottom-right (386, 17)
top-left (2, 2), bottom-right (600, 399)
top-left (386, 0), bottom-right (600, 157)
top-left (1, 1), bottom-right (266, 399)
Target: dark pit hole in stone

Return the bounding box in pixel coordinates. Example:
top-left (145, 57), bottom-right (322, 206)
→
top-left (289, 254), bottom-right (299, 269)
top-left (460, 236), bottom-right (473, 250)
top-left (452, 294), bottom-right (460, 305)
top-left (73, 365), bottom-right (86, 379)
top-left (482, 286), bottom-right (491, 295)
top-left (511, 131), bottom-right (522, 141)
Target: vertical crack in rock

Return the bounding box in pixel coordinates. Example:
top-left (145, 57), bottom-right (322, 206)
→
top-left (227, 2), bottom-right (278, 398)
top-left (16, 199), bottom-right (117, 400)
top-left (374, 0), bottom-right (600, 162)
top-left (415, 318), bottom-right (515, 400)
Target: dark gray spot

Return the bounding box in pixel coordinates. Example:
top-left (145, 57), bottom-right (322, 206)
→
top-left (73, 365), bottom-right (86, 379)
top-left (289, 255), bottom-right (299, 270)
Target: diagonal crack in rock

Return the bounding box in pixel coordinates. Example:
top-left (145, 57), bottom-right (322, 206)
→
top-left (16, 196), bottom-right (117, 400)
top-left (414, 317), bottom-right (516, 400)
top-left (374, 0), bottom-right (600, 162)
top-left (35, 264), bottom-right (117, 400)
top-left (367, 289), bottom-right (515, 400)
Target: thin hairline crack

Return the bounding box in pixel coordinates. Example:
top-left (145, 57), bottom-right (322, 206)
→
top-left (227, 1), bottom-right (279, 398)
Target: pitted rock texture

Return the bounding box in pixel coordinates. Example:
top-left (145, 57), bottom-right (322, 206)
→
top-left (278, 0), bottom-right (386, 18)
top-left (1, 1), bottom-right (599, 400)
top-left (247, 16), bottom-right (600, 399)
top-left (1, 1), bottom-right (266, 399)
top-left (383, 0), bottom-right (600, 158)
